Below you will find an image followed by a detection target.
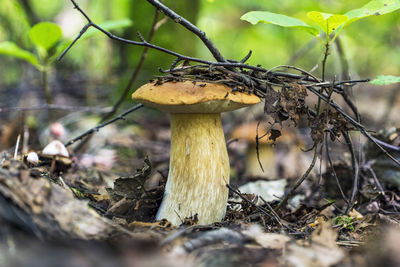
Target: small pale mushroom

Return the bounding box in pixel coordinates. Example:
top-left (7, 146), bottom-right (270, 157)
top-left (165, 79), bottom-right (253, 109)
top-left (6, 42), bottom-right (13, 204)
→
top-left (42, 140), bottom-right (69, 158)
top-left (26, 151), bottom-right (39, 166)
top-left (132, 81), bottom-right (260, 225)
top-left (41, 140), bottom-right (70, 174)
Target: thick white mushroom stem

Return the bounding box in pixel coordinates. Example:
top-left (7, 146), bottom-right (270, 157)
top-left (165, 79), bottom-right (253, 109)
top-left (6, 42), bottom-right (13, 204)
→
top-left (156, 113), bottom-right (230, 225)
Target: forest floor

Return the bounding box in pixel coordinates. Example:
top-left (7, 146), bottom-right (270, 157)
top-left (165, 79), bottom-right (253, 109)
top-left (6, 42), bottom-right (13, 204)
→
top-left (0, 104), bottom-right (400, 267)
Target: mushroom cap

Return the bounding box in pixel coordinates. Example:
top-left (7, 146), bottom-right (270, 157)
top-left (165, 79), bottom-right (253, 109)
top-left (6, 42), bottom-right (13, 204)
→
top-left (42, 140), bottom-right (69, 157)
top-left (132, 81), bottom-right (260, 113)
top-left (231, 122), bottom-right (296, 145)
top-left (231, 122), bottom-right (274, 144)
top-left (26, 151), bottom-right (39, 166)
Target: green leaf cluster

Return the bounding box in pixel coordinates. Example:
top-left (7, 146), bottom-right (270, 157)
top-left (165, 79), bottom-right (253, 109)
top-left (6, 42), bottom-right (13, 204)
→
top-left (241, 0), bottom-right (400, 43)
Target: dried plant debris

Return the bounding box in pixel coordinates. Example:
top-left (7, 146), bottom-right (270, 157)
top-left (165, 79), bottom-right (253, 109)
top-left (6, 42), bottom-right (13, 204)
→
top-left (2, 155), bottom-right (400, 266)
top-left (105, 157), bottom-right (164, 223)
top-left (155, 65), bottom-right (355, 151)
top-left (274, 83), bottom-right (308, 126)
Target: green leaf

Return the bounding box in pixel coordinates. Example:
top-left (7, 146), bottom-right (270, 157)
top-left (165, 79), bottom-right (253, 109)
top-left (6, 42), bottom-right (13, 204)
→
top-left (29, 22), bottom-right (62, 51)
top-left (345, 0), bottom-right (400, 27)
top-left (0, 41), bottom-right (40, 67)
top-left (241, 11), bottom-right (319, 36)
top-left (370, 75), bottom-right (400, 85)
top-left (307, 11), bottom-right (349, 36)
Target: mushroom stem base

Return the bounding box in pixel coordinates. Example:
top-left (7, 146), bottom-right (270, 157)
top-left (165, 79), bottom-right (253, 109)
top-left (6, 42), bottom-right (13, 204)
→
top-left (156, 113), bottom-right (230, 225)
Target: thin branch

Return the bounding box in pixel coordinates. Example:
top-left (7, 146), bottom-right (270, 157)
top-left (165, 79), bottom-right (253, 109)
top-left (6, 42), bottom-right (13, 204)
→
top-left (370, 136), bottom-right (400, 152)
top-left (364, 164), bottom-right (385, 195)
top-left (266, 65), bottom-right (321, 83)
top-left (99, 9), bottom-right (162, 122)
top-left (59, 0), bottom-right (399, 174)
top-left (145, 0), bottom-right (226, 62)
top-left (226, 184), bottom-right (274, 220)
top-left (343, 131), bottom-right (359, 213)
top-left (64, 104), bottom-right (143, 147)
top-left (0, 104), bottom-right (111, 113)
top-left (60, 1), bottom-right (358, 87)
top-left (226, 184), bottom-right (296, 232)
top-left (321, 42), bottom-right (330, 81)
top-left (306, 86), bottom-right (400, 167)
top-left (277, 145), bottom-right (319, 210)
top-left (58, 23), bottom-right (91, 61)
top-left (325, 133), bottom-right (349, 204)
top-left (255, 122), bottom-right (275, 173)
top-left (240, 50), bottom-right (252, 63)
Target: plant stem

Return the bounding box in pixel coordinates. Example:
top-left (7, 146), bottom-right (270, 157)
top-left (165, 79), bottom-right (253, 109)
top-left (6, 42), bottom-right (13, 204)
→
top-left (42, 67), bottom-right (52, 104)
top-left (321, 42), bottom-right (330, 82)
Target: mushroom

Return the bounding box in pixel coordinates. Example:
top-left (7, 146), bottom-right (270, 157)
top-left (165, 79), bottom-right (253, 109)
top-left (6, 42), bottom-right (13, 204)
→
top-left (132, 81), bottom-right (260, 225)
top-left (26, 151), bottom-right (39, 166)
top-left (41, 140), bottom-right (71, 174)
top-left (231, 123), bottom-right (297, 179)
top-left (42, 140), bottom-right (69, 158)
top-left (231, 122), bottom-right (277, 179)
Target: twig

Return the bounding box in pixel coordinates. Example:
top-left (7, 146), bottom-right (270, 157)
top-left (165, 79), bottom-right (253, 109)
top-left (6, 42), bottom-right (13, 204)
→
top-left (255, 122), bottom-right (275, 173)
top-left (59, 0), bottom-right (400, 185)
top-left (0, 104), bottom-right (111, 113)
top-left (60, 0), bottom-right (225, 66)
top-left (306, 86), bottom-right (400, 167)
top-left (69, 10), bottom-right (163, 152)
top-left (14, 134), bottom-right (21, 160)
top-left (259, 196), bottom-right (286, 228)
top-left (325, 133), bottom-right (349, 204)
top-left (64, 104), bottom-right (143, 147)
top-left (58, 22), bottom-right (92, 61)
top-left (99, 9), bottom-right (163, 122)
top-left (277, 145), bottom-right (319, 210)
top-left (255, 122), bottom-right (265, 173)
top-left (321, 42), bottom-right (330, 81)
top-left (370, 136), bottom-right (400, 152)
top-left (266, 65), bottom-right (321, 83)
top-left (240, 50), bottom-right (252, 63)
top-left (364, 164), bottom-right (385, 195)
top-left (226, 184), bottom-right (275, 220)
top-left (60, 0), bottom-right (366, 88)
top-left (145, 0), bottom-right (226, 62)
top-left (226, 184), bottom-right (295, 232)
top-left (343, 131), bottom-right (359, 213)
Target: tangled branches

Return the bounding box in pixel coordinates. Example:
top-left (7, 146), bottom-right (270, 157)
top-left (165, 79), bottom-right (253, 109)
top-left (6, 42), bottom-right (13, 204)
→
top-left (60, 0), bottom-right (399, 213)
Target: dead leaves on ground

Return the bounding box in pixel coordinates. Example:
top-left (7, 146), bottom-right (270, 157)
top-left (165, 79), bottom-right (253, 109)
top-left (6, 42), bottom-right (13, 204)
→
top-left (1, 147), bottom-right (400, 266)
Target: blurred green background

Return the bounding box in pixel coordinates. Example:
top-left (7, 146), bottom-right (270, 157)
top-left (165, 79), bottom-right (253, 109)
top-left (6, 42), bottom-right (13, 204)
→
top-left (1, 0), bottom-right (399, 102)
top-left (0, 0), bottom-right (399, 148)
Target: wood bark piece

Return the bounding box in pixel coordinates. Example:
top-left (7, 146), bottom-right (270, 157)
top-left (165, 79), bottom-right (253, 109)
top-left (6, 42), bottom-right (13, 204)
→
top-left (0, 162), bottom-right (149, 241)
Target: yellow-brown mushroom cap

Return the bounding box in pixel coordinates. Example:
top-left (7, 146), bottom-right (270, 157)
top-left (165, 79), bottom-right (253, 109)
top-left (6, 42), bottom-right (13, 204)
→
top-left (132, 81), bottom-right (260, 113)
top-left (231, 122), bottom-right (274, 144)
top-left (231, 122), bottom-right (296, 145)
